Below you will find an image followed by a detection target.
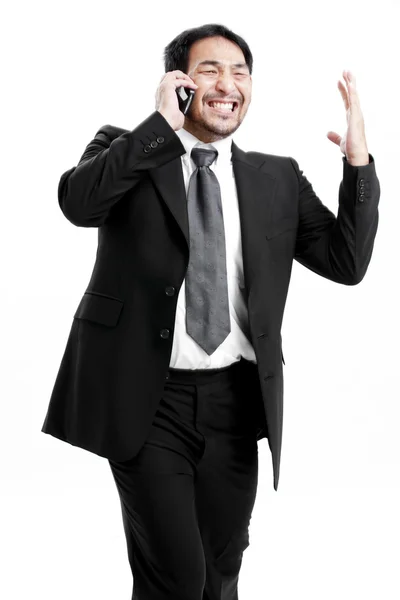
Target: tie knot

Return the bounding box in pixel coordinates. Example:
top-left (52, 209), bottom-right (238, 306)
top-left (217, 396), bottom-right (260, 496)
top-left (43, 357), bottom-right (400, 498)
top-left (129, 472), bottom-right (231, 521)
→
top-left (191, 148), bottom-right (218, 168)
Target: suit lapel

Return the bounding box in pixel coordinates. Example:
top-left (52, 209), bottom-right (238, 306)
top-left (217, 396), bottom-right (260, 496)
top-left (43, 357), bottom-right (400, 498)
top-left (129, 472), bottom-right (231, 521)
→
top-left (149, 140), bottom-right (277, 300)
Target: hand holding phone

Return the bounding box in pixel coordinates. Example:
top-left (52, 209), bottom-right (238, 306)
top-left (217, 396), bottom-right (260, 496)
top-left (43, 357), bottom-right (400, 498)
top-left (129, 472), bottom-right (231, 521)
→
top-left (155, 70), bottom-right (197, 131)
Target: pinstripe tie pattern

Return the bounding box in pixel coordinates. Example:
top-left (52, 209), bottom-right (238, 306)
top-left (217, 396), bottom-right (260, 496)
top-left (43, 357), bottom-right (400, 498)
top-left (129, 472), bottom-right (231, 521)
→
top-left (185, 148), bottom-right (231, 355)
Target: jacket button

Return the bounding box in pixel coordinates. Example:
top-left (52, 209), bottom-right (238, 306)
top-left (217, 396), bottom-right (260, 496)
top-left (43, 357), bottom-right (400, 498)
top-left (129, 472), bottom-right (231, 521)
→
top-left (150, 140), bottom-right (158, 148)
top-left (160, 329), bottom-right (170, 339)
top-left (165, 286), bottom-right (176, 296)
top-left (143, 144), bottom-right (152, 153)
top-left (358, 196), bottom-right (365, 202)
top-left (157, 136), bottom-right (165, 143)
top-left (359, 178), bottom-right (365, 184)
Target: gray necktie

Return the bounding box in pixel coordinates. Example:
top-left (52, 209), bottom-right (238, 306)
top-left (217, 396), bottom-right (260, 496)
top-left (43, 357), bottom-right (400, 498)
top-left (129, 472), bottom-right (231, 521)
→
top-left (185, 147), bottom-right (231, 355)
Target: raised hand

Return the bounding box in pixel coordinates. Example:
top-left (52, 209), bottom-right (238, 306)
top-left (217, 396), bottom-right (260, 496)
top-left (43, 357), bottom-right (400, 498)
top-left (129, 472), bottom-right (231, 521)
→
top-left (327, 70), bottom-right (369, 166)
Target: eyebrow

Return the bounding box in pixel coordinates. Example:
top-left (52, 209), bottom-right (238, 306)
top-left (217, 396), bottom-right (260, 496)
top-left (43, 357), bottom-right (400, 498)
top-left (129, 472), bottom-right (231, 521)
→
top-left (196, 60), bottom-right (249, 70)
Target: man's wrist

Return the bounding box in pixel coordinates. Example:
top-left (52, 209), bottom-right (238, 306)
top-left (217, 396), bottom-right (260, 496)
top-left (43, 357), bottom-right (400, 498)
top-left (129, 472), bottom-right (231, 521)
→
top-left (346, 153), bottom-right (370, 167)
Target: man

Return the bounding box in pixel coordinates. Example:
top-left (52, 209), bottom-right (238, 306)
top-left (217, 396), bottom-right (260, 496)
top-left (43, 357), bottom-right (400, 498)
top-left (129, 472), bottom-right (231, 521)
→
top-left (41, 23), bottom-right (380, 600)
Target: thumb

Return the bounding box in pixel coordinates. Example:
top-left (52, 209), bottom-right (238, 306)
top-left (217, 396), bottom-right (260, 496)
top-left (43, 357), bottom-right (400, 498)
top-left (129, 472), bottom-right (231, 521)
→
top-left (327, 131), bottom-right (341, 146)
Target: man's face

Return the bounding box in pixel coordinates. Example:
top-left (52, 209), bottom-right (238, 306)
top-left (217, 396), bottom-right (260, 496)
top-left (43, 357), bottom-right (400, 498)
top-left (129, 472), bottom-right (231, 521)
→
top-left (184, 36), bottom-right (252, 143)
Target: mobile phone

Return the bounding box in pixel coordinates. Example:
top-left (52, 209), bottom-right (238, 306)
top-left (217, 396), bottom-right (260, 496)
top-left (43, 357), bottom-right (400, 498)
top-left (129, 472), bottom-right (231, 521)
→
top-left (176, 86), bottom-right (195, 115)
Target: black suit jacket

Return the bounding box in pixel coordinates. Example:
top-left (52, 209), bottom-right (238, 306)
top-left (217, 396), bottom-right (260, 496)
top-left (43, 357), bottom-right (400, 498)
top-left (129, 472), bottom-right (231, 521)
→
top-left (41, 110), bottom-right (380, 490)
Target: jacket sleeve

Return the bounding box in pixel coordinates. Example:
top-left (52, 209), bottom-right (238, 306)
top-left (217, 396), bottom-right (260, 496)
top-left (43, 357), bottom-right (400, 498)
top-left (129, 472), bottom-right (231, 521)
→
top-left (291, 153), bottom-right (380, 285)
top-left (58, 111), bottom-right (185, 227)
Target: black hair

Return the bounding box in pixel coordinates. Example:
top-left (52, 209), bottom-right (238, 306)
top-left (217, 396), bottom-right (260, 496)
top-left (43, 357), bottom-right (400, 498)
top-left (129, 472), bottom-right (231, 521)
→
top-left (162, 23), bottom-right (253, 76)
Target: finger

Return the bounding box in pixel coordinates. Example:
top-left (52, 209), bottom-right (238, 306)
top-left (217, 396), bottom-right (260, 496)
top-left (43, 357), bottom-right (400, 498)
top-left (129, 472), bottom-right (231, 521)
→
top-left (327, 131), bottom-right (342, 146)
top-left (345, 70), bottom-right (357, 88)
top-left (343, 70), bottom-right (360, 110)
top-left (338, 80), bottom-right (350, 111)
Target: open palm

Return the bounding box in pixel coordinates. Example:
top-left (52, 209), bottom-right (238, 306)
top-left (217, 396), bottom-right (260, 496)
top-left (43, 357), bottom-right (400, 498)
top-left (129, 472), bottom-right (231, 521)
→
top-left (326, 70), bottom-right (368, 162)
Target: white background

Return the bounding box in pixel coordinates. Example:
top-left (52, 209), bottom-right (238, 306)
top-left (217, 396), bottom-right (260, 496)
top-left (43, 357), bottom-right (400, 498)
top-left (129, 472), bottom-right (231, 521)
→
top-left (2, 0), bottom-right (399, 598)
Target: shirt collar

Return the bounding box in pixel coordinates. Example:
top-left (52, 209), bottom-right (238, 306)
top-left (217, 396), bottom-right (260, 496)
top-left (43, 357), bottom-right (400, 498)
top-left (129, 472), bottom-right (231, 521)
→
top-left (175, 126), bottom-right (234, 167)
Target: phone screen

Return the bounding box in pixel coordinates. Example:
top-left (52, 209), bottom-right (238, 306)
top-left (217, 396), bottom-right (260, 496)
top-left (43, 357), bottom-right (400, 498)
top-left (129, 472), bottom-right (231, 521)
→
top-left (176, 86), bottom-right (195, 115)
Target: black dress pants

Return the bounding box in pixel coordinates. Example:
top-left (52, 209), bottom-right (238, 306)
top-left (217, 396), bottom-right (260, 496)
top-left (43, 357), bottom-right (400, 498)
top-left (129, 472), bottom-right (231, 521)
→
top-left (108, 357), bottom-right (265, 600)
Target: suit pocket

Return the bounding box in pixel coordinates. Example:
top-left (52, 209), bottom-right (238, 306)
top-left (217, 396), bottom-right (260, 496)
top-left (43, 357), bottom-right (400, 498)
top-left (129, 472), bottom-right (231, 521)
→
top-left (73, 291), bottom-right (124, 327)
top-left (265, 217), bottom-right (298, 240)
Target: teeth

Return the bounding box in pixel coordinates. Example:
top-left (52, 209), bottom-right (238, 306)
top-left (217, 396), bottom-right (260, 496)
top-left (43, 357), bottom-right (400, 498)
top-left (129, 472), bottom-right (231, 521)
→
top-left (209, 102), bottom-right (234, 111)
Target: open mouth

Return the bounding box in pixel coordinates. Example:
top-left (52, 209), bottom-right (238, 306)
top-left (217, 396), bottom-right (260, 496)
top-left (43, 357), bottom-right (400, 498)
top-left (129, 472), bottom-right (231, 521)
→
top-left (206, 101), bottom-right (238, 114)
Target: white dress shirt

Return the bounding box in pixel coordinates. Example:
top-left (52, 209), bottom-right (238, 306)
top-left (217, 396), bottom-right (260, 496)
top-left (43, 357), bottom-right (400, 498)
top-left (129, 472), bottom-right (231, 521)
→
top-left (169, 126), bottom-right (257, 369)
